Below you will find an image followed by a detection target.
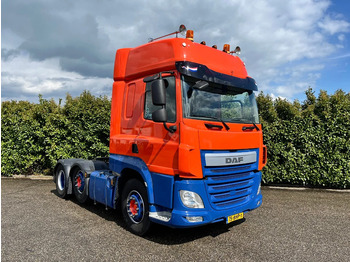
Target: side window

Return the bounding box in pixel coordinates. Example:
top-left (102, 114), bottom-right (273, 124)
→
top-left (144, 76), bottom-right (176, 123)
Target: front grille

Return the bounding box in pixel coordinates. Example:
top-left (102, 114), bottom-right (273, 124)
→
top-left (202, 149), bottom-right (259, 211)
top-left (205, 166), bottom-right (254, 210)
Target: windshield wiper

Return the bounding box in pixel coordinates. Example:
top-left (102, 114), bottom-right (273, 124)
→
top-left (242, 122), bottom-right (260, 131)
top-left (252, 122), bottom-right (260, 131)
top-left (191, 114), bottom-right (230, 130)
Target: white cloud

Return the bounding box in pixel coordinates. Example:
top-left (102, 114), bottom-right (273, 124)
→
top-left (220, 0), bottom-right (348, 98)
top-left (330, 53), bottom-right (350, 59)
top-left (1, 54), bottom-right (111, 102)
top-left (1, 0), bottom-right (350, 101)
top-left (318, 15), bottom-right (350, 35)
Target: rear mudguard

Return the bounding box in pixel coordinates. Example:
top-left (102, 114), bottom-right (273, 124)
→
top-left (54, 159), bottom-right (109, 195)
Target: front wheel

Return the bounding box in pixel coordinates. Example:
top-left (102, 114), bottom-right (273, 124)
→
top-left (121, 179), bottom-right (151, 236)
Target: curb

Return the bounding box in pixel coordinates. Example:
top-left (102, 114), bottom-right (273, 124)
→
top-left (1, 175), bottom-right (53, 181)
top-left (264, 186), bottom-right (350, 193)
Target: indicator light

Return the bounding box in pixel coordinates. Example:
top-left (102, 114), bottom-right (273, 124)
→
top-left (262, 146), bottom-right (267, 164)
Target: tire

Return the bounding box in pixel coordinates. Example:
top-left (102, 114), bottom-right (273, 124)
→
top-left (72, 168), bottom-right (89, 204)
top-left (55, 165), bottom-right (68, 198)
top-left (121, 179), bottom-right (151, 236)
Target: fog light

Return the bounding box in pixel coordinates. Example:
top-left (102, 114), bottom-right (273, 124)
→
top-left (180, 190), bottom-right (204, 208)
top-left (186, 216), bottom-right (203, 222)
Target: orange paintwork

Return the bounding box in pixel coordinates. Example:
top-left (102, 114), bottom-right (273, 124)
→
top-left (110, 37), bottom-right (266, 178)
top-left (114, 38), bottom-right (248, 81)
top-left (178, 119), bottom-right (266, 178)
top-left (110, 72), bottom-right (181, 176)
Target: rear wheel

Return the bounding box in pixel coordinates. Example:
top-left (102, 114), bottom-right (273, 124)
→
top-left (122, 179), bottom-right (151, 236)
top-left (55, 165), bottom-right (68, 198)
top-left (73, 169), bottom-right (89, 203)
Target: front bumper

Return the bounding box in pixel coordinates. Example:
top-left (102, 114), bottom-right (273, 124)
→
top-left (149, 172), bottom-right (262, 228)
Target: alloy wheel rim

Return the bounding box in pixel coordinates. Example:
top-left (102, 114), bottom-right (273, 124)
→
top-left (126, 190), bottom-right (144, 224)
top-left (57, 170), bottom-right (65, 191)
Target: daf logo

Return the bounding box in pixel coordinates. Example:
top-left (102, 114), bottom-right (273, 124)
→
top-left (225, 157), bottom-right (244, 164)
top-left (205, 152), bottom-right (256, 167)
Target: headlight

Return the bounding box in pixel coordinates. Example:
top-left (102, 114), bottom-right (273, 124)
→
top-left (257, 183), bottom-right (261, 195)
top-left (180, 190), bottom-right (204, 208)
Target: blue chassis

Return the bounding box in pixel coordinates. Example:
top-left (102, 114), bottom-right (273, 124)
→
top-left (88, 153), bottom-right (262, 228)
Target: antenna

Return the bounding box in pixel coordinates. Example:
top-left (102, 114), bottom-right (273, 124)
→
top-left (149, 24), bottom-right (187, 42)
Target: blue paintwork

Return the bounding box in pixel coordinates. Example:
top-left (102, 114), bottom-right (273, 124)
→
top-left (150, 172), bottom-right (174, 209)
top-left (166, 171), bottom-right (262, 227)
top-left (149, 149), bottom-right (262, 227)
top-left (93, 150), bottom-right (262, 228)
top-left (109, 154), bottom-right (155, 204)
top-left (88, 171), bottom-right (116, 208)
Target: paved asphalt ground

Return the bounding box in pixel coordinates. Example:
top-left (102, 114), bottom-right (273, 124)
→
top-left (1, 178), bottom-right (350, 262)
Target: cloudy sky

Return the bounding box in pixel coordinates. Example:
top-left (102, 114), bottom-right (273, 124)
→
top-left (2, 0), bottom-right (350, 102)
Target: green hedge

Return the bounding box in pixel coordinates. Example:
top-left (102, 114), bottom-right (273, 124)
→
top-left (1, 91), bottom-right (110, 175)
top-left (257, 89), bottom-right (350, 188)
top-left (1, 88), bottom-right (349, 188)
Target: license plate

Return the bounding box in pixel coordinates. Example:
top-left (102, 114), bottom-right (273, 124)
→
top-left (227, 212), bottom-right (244, 224)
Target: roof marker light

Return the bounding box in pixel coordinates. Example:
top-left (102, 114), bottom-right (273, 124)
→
top-left (212, 45), bottom-right (217, 49)
top-left (200, 41), bottom-right (206, 45)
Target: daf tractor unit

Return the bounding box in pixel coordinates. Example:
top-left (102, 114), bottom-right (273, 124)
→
top-left (54, 25), bottom-right (267, 235)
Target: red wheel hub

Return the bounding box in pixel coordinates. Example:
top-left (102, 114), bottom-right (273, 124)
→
top-left (77, 176), bottom-right (81, 188)
top-left (129, 199), bottom-right (138, 215)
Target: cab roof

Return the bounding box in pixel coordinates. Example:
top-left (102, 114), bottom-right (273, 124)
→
top-left (114, 38), bottom-right (249, 82)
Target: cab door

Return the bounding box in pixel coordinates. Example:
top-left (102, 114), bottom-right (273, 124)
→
top-left (135, 74), bottom-right (180, 175)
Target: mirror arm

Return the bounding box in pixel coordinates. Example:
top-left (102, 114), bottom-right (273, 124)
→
top-left (143, 71), bottom-right (175, 83)
top-left (163, 122), bottom-right (177, 133)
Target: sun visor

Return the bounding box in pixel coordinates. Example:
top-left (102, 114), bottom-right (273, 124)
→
top-left (176, 61), bottom-right (258, 91)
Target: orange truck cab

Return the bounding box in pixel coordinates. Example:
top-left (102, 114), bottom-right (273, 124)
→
top-left (54, 26), bottom-right (267, 236)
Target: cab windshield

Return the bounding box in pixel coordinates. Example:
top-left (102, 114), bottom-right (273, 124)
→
top-left (181, 75), bottom-right (259, 123)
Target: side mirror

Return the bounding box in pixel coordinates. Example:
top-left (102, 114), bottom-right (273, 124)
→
top-left (152, 108), bottom-right (167, 122)
top-left (151, 79), bottom-right (166, 105)
top-left (149, 77), bottom-right (176, 133)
